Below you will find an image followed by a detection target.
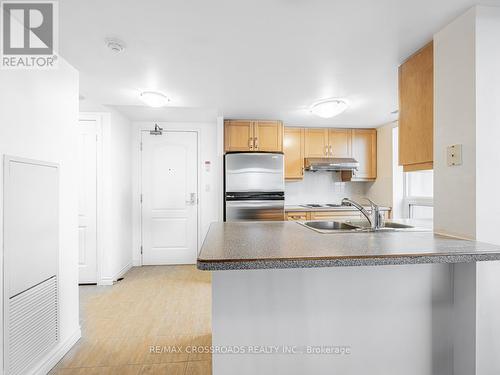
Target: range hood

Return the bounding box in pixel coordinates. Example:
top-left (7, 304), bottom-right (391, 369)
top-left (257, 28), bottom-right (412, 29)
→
top-left (304, 157), bottom-right (359, 172)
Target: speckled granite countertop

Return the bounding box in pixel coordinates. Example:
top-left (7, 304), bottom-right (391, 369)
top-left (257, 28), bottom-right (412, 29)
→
top-left (197, 221), bottom-right (500, 271)
top-left (285, 205), bottom-right (391, 212)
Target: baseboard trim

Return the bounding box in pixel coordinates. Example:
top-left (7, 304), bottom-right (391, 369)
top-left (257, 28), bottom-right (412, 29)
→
top-left (98, 262), bottom-right (132, 286)
top-left (97, 279), bottom-right (113, 286)
top-left (132, 258), bottom-right (142, 267)
top-left (114, 262), bottom-right (132, 280)
top-left (28, 326), bottom-right (81, 375)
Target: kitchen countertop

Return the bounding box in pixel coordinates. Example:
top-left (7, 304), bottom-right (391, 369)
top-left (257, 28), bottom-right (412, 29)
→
top-left (285, 204), bottom-right (391, 212)
top-left (197, 221), bottom-right (500, 271)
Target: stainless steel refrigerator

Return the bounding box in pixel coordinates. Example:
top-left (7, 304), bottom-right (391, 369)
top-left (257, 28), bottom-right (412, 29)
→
top-left (224, 152), bottom-right (285, 221)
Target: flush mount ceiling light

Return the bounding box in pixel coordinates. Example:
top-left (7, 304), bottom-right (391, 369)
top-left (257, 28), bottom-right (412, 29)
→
top-left (139, 91), bottom-right (170, 108)
top-left (310, 98), bottom-right (349, 118)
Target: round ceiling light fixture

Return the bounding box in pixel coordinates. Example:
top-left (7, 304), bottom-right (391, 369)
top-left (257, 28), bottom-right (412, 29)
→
top-left (139, 91), bottom-right (170, 108)
top-left (310, 98), bottom-right (349, 118)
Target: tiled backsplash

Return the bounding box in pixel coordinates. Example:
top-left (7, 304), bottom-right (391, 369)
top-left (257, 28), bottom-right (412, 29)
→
top-left (285, 172), bottom-right (369, 205)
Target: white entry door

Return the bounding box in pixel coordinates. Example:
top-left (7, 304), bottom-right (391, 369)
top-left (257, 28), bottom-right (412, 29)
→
top-left (141, 131), bottom-right (198, 265)
top-left (78, 120), bottom-right (98, 283)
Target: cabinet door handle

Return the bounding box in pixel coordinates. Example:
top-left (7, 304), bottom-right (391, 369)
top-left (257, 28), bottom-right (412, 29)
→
top-left (324, 145), bottom-right (328, 156)
top-left (249, 138), bottom-right (253, 150)
top-left (254, 137), bottom-right (259, 150)
top-left (329, 145), bottom-right (333, 156)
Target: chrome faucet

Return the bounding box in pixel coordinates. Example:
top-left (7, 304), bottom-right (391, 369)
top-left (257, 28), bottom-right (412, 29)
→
top-left (341, 197), bottom-right (385, 230)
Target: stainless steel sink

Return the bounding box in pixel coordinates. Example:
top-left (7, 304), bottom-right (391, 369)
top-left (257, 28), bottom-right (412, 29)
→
top-left (344, 220), bottom-right (415, 230)
top-left (299, 220), bottom-right (422, 234)
top-left (381, 222), bottom-right (414, 229)
top-left (304, 221), bottom-right (360, 231)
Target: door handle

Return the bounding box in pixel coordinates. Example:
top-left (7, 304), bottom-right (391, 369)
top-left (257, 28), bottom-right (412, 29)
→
top-left (324, 145), bottom-right (328, 156)
top-left (254, 137), bottom-right (258, 150)
top-left (249, 138), bottom-right (253, 150)
top-left (186, 193), bottom-right (197, 205)
top-left (329, 145), bottom-right (333, 156)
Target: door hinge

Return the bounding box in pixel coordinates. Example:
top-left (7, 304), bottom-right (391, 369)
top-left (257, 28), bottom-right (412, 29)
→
top-left (140, 246), bottom-right (143, 254)
top-left (140, 194), bottom-right (143, 203)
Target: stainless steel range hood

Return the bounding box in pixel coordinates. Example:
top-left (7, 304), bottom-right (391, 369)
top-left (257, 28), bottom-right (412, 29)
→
top-left (304, 157), bottom-right (359, 172)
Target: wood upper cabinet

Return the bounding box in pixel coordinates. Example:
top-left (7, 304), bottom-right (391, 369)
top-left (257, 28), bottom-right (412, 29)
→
top-left (254, 121), bottom-right (283, 152)
top-left (351, 129), bottom-right (377, 180)
top-left (224, 120), bottom-right (254, 152)
top-left (224, 120), bottom-right (283, 152)
top-left (284, 127), bottom-right (304, 180)
top-left (329, 129), bottom-right (352, 158)
top-left (304, 128), bottom-right (329, 157)
top-left (399, 41), bottom-right (434, 172)
top-left (305, 128), bottom-right (352, 158)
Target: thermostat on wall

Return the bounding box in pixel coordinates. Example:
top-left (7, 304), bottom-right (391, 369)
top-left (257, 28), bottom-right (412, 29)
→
top-left (447, 144), bottom-right (462, 166)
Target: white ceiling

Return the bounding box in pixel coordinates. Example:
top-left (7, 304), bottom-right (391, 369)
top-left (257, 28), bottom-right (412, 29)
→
top-left (61, 0), bottom-right (500, 127)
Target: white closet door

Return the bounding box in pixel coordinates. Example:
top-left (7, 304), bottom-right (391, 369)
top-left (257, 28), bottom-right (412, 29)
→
top-left (78, 120), bottom-right (98, 283)
top-left (3, 156), bottom-right (59, 375)
top-left (141, 131), bottom-right (198, 265)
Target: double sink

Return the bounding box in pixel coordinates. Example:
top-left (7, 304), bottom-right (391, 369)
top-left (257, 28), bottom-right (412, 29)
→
top-left (299, 220), bottom-right (419, 234)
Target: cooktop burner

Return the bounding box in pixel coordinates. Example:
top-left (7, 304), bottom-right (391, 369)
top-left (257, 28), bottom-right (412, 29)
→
top-left (300, 203), bottom-right (344, 208)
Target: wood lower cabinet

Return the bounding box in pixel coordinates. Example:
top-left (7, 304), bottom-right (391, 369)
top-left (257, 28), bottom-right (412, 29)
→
top-left (286, 211), bottom-right (309, 221)
top-left (350, 129), bottom-right (377, 181)
top-left (309, 211), bottom-right (362, 221)
top-left (399, 41), bottom-right (434, 172)
top-left (285, 210), bottom-right (390, 222)
top-left (224, 120), bottom-right (283, 152)
top-left (284, 127), bottom-right (304, 180)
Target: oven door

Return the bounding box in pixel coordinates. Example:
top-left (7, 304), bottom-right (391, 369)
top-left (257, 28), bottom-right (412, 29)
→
top-left (225, 200), bottom-right (285, 221)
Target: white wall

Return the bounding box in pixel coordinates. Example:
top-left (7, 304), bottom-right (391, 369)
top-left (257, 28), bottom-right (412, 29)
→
top-left (101, 110), bottom-right (133, 283)
top-left (434, 7), bottom-right (477, 239)
top-left (391, 127), bottom-right (405, 219)
top-left (434, 6), bottom-right (500, 374)
top-left (79, 107), bottom-right (133, 285)
top-left (365, 122), bottom-right (404, 216)
top-left (475, 6), bottom-right (500, 245)
top-left (131, 121), bottom-right (221, 266)
top-left (285, 173), bottom-right (368, 205)
top-left (473, 7), bottom-right (500, 375)
top-left (0, 60), bottom-right (81, 371)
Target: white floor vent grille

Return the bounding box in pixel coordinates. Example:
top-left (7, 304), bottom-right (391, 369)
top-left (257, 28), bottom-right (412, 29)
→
top-left (7, 275), bottom-right (59, 375)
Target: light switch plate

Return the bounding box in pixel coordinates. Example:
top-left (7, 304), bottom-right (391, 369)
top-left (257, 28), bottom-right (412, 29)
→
top-left (447, 144), bottom-right (462, 166)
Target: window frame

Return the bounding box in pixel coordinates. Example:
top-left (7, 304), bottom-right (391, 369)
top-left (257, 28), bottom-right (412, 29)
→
top-left (403, 171), bottom-right (433, 219)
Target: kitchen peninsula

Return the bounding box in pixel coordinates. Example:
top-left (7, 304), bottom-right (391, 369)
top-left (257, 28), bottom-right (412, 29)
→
top-left (198, 221), bottom-right (500, 375)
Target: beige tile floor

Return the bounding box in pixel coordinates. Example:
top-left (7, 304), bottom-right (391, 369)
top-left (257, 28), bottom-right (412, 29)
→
top-left (51, 266), bottom-right (212, 375)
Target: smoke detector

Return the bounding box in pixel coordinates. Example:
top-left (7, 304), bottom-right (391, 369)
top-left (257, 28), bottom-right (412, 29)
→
top-left (105, 38), bottom-right (125, 53)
